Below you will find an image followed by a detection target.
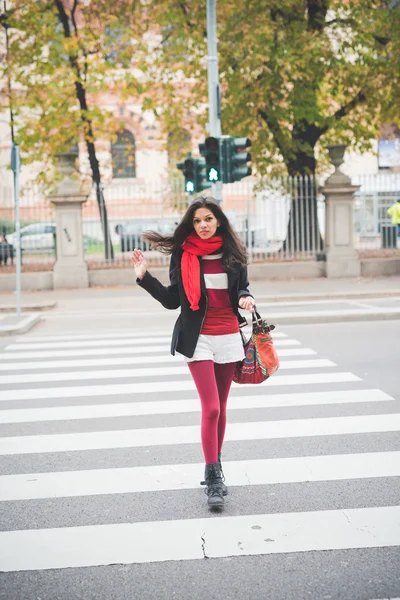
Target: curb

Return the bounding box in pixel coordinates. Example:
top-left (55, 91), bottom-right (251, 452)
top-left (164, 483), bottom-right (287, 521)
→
top-left (0, 301), bottom-right (57, 314)
top-left (0, 314), bottom-right (42, 337)
top-left (253, 290), bottom-right (400, 303)
top-left (250, 308), bottom-right (400, 326)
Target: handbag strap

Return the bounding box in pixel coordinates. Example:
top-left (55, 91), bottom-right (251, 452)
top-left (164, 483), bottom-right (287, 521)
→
top-left (251, 306), bottom-right (275, 333)
top-left (239, 305), bottom-right (275, 333)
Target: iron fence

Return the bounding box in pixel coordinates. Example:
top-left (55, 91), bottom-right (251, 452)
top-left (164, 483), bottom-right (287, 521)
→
top-left (1, 172), bottom-right (399, 274)
top-left (352, 173), bottom-right (400, 255)
top-left (82, 175), bottom-right (325, 270)
top-left (0, 183), bottom-right (55, 272)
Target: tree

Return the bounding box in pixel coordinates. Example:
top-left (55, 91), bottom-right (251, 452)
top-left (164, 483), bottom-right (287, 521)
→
top-left (0, 0), bottom-right (149, 260)
top-left (147, 0), bottom-right (400, 251)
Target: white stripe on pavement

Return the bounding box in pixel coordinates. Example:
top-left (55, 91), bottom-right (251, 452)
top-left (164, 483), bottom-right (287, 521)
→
top-left (0, 338), bottom-right (301, 360)
top-left (5, 337), bottom-right (172, 351)
top-left (0, 348), bottom-right (317, 372)
top-left (13, 331), bottom-right (289, 343)
top-left (0, 345), bottom-right (172, 360)
top-left (0, 372), bottom-right (361, 402)
top-left (0, 389), bottom-right (391, 424)
top-left (0, 413), bottom-right (398, 455)
top-left (0, 359), bottom-right (336, 385)
top-left (5, 334), bottom-right (294, 352)
top-left (1, 452), bottom-right (399, 501)
top-left (1, 506), bottom-right (399, 571)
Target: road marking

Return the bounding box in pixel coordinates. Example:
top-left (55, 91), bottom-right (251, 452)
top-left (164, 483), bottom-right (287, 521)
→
top-left (0, 413), bottom-right (398, 455)
top-left (0, 372), bottom-right (360, 402)
top-left (0, 338), bottom-right (301, 360)
top-left (14, 330), bottom-right (288, 343)
top-left (0, 345), bottom-right (173, 360)
top-left (0, 389), bottom-right (390, 424)
top-left (5, 337), bottom-right (172, 351)
top-left (0, 359), bottom-right (336, 385)
top-left (1, 452), bottom-right (399, 501)
top-left (5, 334), bottom-right (294, 352)
top-left (0, 348), bottom-right (317, 372)
top-left (1, 506), bottom-right (399, 571)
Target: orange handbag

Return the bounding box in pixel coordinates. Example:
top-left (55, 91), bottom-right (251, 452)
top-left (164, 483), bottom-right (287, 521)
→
top-left (233, 310), bottom-right (279, 385)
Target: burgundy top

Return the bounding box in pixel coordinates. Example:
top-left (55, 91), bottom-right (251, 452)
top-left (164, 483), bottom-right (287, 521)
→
top-left (200, 253), bottom-right (239, 336)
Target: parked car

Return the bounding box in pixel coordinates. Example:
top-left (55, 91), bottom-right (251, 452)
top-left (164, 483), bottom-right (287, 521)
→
top-left (115, 221), bottom-right (176, 252)
top-left (6, 222), bottom-right (92, 253)
top-left (6, 223), bottom-right (56, 252)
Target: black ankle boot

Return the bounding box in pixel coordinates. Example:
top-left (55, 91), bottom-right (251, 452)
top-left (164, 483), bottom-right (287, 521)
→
top-left (218, 452), bottom-right (228, 496)
top-left (204, 463), bottom-right (225, 508)
top-left (200, 454), bottom-right (228, 496)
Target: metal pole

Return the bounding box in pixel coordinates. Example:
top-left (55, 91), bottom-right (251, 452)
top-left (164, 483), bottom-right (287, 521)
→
top-left (3, 0), bottom-right (22, 318)
top-left (11, 144), bottom-right (21, 319)
top-left (206, 0), bottom-right (223, 203)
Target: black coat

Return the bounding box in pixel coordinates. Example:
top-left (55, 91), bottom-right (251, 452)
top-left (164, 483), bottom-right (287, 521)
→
top-left (137, 249), bottom-right (253, 358)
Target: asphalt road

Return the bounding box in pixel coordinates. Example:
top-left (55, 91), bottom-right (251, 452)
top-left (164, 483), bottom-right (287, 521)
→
top-left (0, 315), bottom-right (399, 600)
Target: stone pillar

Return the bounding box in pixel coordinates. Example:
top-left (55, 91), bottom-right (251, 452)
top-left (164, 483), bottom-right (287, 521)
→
top-left (48, 152), bottom-right (89, 289)
top-left (322, 144), bottom-right (361, 278)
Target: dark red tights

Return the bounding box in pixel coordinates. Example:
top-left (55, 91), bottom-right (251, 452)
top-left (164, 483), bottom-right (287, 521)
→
top-left (187, 360), bottom-right (237, 464)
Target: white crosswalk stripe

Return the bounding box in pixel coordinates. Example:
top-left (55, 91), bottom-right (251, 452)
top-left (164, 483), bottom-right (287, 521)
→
top-left (1, 452), bottom-right (399, 502)
top-left (2, 413), bottom-right (400, 456)
top-left (0, 347), bottom-right (317, 371)
top-left (11, 330), bottom-right (289, 343)
top-left (1, 507), bottom-right (399, 572)
top-left (0, 359), bottom-right (336, 385)
top-left (0, 389), bottom-right (391, 424)
top-left (0, 372), bottom-right (361, 402)
top-left (0, 327), bottom-right (399, 574)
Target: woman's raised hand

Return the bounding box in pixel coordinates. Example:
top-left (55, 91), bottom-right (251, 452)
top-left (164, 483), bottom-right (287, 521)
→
top-left (239, 295), bottom-right (255, 313)
top-left (131, 249), bottom-right (148, 280)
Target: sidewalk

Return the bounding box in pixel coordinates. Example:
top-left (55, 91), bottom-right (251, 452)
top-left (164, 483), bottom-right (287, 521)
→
top-left (1, 276), bottom-right (400, 335)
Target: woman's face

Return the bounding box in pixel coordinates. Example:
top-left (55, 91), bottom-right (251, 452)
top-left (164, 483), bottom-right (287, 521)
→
top-left (192, 207), bottom-right (221, 239)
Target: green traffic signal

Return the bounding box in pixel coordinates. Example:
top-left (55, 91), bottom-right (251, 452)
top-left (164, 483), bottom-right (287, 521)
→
top-left (208, 167), bottom-right (219, 182)
top-left (177, 153), bottom-right (211, 193)
top-left (200, 137), bottom-right (221, 182)
top-left (221, 136), bottom-right (252, 183)
top-left (196, 158), bottom-right (212, 191)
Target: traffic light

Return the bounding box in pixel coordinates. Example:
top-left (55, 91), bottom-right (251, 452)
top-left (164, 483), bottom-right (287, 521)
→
top-left (195, 158), bottom-right (212, 192)
top-left (199, 137), bottom-right (221, 183)
top-left (222, 136), bottom-right (252, 183)
top-left (176, 154), bottom-right (211, 193)
top-left (177, 155), bottom-right (196, 193)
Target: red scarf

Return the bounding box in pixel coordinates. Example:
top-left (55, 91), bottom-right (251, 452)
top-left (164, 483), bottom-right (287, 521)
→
top-left (181, 231), bottom-right (224, 310)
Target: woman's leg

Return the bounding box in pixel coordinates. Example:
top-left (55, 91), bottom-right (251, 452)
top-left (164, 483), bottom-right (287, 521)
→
top-left (214, 362), bottom-right (237, 454)
top-left (187, 360), bottom-right (220, 464)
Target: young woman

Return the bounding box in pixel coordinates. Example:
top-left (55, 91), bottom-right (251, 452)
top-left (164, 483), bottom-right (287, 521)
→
top-left (131, 196), bottom-right (255, 509)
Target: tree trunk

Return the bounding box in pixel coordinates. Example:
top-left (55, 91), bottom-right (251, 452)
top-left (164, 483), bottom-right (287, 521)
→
top-left (84, 129), bottom-right (114, 261)
top-left (74, 84), bottom-right (114, 261)
top-left (54, 0), bottom-right (114, 261)
top-left (282, 174), bottom-right (323, 255)
top-left (283, 150), bottom-right (323, 255)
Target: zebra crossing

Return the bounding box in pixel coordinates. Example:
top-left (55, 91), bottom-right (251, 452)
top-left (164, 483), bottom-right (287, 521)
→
top-left (0, 326), bottom-right (399, 574)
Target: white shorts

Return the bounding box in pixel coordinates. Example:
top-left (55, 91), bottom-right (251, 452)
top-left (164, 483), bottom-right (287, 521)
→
top-left (182, 333), bottom-right (245, 364)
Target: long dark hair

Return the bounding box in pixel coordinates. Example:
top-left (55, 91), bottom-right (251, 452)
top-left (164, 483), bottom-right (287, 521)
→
top-left (142, 196), bottom-right (247, 270)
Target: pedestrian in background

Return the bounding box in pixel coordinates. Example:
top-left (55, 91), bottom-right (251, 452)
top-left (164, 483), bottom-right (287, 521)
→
top-left (387, 198), bottom-right (400, 239)
top-left (131, 196), bottom-right (255, 509)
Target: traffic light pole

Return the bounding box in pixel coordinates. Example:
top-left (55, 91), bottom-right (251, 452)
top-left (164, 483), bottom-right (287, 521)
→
top-left (206, 0), bottom-right (222, 203)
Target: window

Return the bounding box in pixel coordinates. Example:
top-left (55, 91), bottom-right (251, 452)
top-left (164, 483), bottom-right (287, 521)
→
top-left (111, 130), bottom-right (136, 179)
top-left (167, 128), bottom-right (191, 167)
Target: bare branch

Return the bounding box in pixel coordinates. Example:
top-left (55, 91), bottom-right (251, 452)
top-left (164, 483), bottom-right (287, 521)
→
top-left (325, 17), bottom-right (355, 27)
top-left (307, 0), bottom-right (329, 32)
top-left (71, 0), bottom-right (79, 39)
top-left (176, 1), bottom-right (206, 37)
top-left (332, 89), bottom-right (367, 121)
top-left (258, 108), bottom-right (288, 159)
